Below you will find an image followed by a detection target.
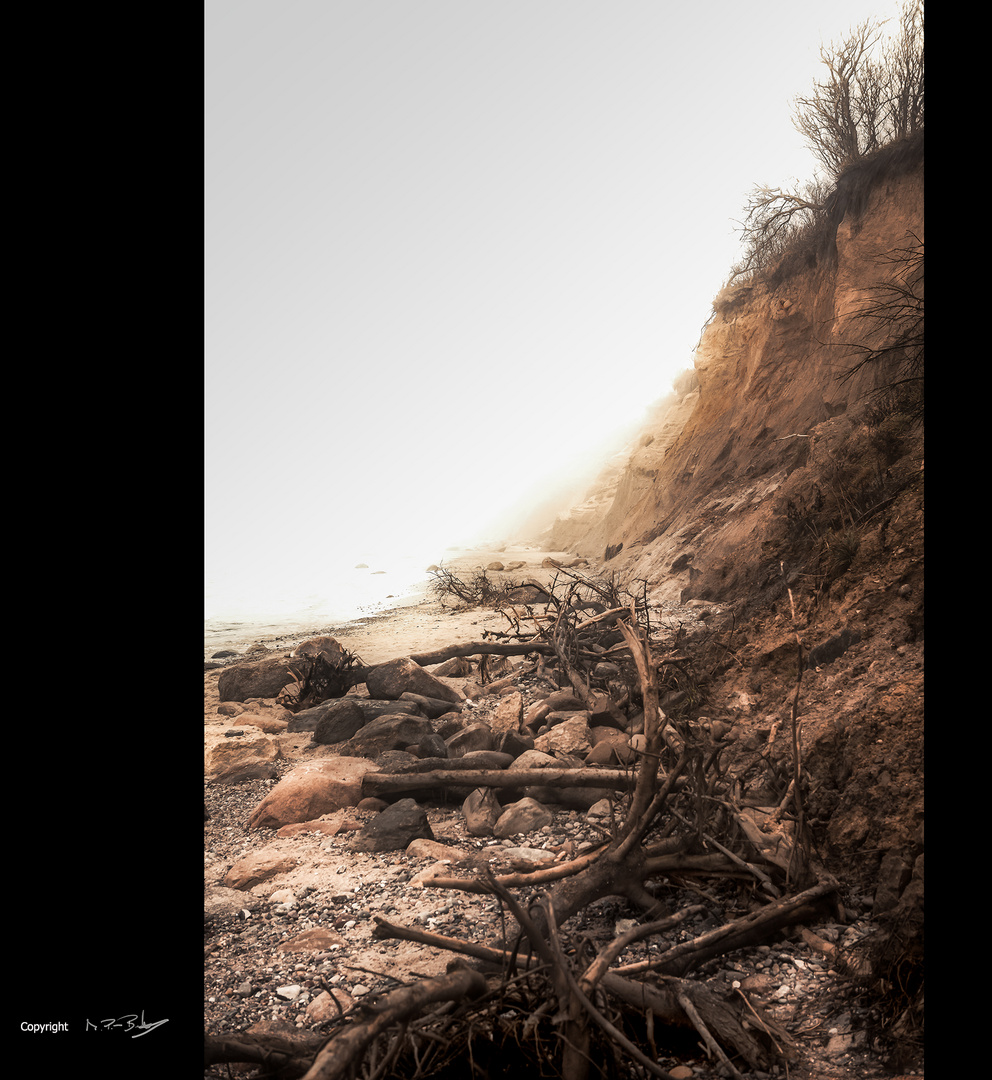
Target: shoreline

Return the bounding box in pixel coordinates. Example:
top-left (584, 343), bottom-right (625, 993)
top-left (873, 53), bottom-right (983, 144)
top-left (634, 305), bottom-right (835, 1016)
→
top-left (204, 548), bottom-right (584, 667)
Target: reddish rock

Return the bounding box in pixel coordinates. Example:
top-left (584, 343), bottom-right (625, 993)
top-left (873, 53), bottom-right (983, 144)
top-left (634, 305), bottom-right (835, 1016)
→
top-left (275, 810), bottom-right (364, 838)
top-left (223, 845), bottom-right (299, 889)
top-left (365, 658), bottom-right (462, 703)
top-left (248, 758), bottom-right (378, 830)
top-left (276, 928), bottom-right (347, 952)
top-left (218, 658), bottom-right (300, 702)
top-left (491, 692), bottom-right (523, 735)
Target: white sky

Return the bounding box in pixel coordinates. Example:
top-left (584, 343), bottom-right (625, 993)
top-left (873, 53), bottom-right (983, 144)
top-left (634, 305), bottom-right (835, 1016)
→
top-left (205, 0), bottom-right (905, 592)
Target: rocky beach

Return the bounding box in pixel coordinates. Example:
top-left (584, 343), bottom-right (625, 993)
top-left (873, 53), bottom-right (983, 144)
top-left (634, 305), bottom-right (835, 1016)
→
top-left (203, 549), bottom-right (922, 1080)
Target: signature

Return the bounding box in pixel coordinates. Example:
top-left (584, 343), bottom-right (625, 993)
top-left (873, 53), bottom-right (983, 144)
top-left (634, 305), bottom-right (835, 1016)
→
top-left (86, 1011), bottom-right (169, 1038)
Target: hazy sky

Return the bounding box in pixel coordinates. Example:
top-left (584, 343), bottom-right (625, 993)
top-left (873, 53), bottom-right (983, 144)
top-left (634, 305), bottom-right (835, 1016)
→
top-left (205, 0), bottom-right (904, 595)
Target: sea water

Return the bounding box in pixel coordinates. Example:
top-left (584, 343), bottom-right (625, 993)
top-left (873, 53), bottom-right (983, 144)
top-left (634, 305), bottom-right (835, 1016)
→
top-left (204, 545), bottom-right (477, 656)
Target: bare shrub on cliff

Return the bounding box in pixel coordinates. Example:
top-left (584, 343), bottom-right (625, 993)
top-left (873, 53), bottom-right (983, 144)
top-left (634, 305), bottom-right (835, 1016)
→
top-left (729, 2), bottom-right (923, 285)
top-left (839, 234), bottom-right (924, 425)
top-left (794, 1), bottom-right (924, 177)
top-left (729, 177), bottom-right (834, 284)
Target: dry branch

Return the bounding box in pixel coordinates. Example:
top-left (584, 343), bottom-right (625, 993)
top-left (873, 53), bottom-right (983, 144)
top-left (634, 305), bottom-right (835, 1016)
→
top-left (612, 875), bottom-right (839, 979)
top-left (402, 640), bottom-right (557, 667)
top-left (204, 1030), bottom-right (322, 1077)
top-left (362, 766), bottom-right (640, 800)
top-left (298, 969), bottom-right (488, 1080)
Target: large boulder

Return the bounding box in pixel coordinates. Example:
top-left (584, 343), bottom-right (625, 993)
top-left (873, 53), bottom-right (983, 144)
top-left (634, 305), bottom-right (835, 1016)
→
top-left (292, 636), bottom-right (353, 664)
top-left (428, 657), bottom-right (474, 678)
top-left (210, 761), bottom-right (281, 785)
top-left (339, 715), bottom-right (435, 759)
top-left (445, 723), bottom-right (495, 758)
top-left (491, 692), bottom-right (523, 735)
top-left (505, 585), bottom-right (550, 604)
top-left (534, 715), bottom-right (592, 757)
top-left (288, 698), bottom-right (421, 734)
top-left (218, 658), bottom-right (300, 702)
top-left (495, 730), bottom-right (534, 758)
top-left (205, 885), bottom-right (263, 917)
top-left (248, 758), bottom-right (377, 830)
top-left (365, 658), bottom-right (463, 704)
top-left (585, 731), bottom-right (636, 766)
top-left (494, 797), bottom-right (553, 839)
top-left (204, 728), bottom-right (282, 780)
top-left (462, 787), bottom-right (502, 837)
top-left (512, 749), bottom-right (559, 769)
top-left (311, 700), bottom-right (367, 745)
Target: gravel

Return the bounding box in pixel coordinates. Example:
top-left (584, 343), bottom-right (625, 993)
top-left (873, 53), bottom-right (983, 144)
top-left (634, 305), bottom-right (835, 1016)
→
top-left (204, 771), bottom-right (920, 1080)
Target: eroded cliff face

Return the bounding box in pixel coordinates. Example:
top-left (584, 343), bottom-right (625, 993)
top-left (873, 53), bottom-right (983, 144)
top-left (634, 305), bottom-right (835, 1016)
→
top-left (550, 151), bottom-right (923, 614)
top-left (545, 143), bottom-right (924, 903)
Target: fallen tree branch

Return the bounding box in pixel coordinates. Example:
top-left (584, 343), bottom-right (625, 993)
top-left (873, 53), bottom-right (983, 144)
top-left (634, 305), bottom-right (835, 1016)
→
top-left (405, 640), bottom-right (556, 667)
top-left (372, 916), bottom-right (536, 970)
top-left (613, 875), bottom-right (840, 978)
top-left (677, 988), bottom-right (746, 1080)
top-left (204, 1030), bottom-right (323, 1076)
top-left (539, 894), bottom-right (679, 1080)
top-left (362, 766), bottom-right (640, 800)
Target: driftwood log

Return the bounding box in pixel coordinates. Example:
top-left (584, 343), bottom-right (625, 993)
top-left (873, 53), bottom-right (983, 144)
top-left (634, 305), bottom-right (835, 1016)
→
top-left (362, 765), bottom-right (640, 800)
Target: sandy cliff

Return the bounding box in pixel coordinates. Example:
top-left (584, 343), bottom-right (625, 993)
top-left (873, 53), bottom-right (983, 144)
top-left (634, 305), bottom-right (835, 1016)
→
top-left (545, 135), bottom-right (923, 615)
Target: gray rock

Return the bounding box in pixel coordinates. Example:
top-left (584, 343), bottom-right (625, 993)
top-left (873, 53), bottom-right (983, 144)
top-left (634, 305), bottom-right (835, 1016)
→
top-left (312, 700), bottom-right (367, 745)
top-left (462, 787), bottom-right (502, 837)
top-left (446, 723), bottom-right (495, 758)
top-left (365, 658), bottom-right (462, 704)
top-left (340, 715), bottom-right (435, 759)
top-left (351, 798), bottom-right (435, 852)
top-left (494, 797), bottom-right (553, 838)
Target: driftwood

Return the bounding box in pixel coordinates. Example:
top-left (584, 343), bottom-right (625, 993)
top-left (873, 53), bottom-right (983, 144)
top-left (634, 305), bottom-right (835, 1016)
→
top-left (405, 639), bottom-right (556, 667)
top-left (204, 1029), bottom-right (323, 1077)
top-left (362, 765), bottom-right (640, 800)
top-left (298, 969), bottom-right (487, 1080)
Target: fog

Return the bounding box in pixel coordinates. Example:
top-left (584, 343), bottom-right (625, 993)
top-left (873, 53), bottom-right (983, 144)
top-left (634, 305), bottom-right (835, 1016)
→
top-left (205, 0), bottom-right (903, 619)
